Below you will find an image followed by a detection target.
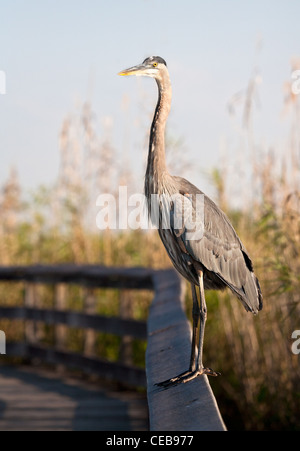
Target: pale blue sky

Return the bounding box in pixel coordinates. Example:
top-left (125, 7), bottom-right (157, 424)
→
top-left (0, 0), bottom-right (299, 195)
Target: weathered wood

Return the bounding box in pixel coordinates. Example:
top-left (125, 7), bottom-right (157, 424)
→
top-left (0, 264), bottom-right (226, 430)
top-left (0, 365), bottom-right (148, 431)
top-left (83, 287), bottom-right (97, 357)
top-left (0, 307), bottom-right (147, 339)
top-left (119, 290), bottom-right (134, 365)
top-left (0, 265), bottom-right (154, 289)
top-left (24, 283), bottom-right (37, 344)
top-left (0, 264), bottom-right (149, 388)
top-left (5, 343), bottom-right (146, 388)
top-left (146, 270), bottom-right (227, 431)
top-left (54, 284), bottom-right (67, 352)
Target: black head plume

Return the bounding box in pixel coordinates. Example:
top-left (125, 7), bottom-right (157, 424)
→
top-left (143, 56), bottom-right (167, 67)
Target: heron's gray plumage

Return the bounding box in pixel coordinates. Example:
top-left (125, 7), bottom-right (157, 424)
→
top-left (119, 56), bottom-right (263, 384)
top-left (156, 176), bottom-right (262, 314)
top-left (134, 57), bottom-right (263, 315)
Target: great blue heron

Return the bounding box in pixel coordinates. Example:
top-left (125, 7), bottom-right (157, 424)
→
top-left (119, 56), bottom-right (263, 387)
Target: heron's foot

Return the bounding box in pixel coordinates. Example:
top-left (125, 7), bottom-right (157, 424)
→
top-left (156, 367), bottom-right (220, 389)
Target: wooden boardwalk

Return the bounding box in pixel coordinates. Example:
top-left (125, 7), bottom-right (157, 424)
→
top-left (0, 265), bottom-right (226, 431)
top-left (0, 365), bottom-right (148, 431)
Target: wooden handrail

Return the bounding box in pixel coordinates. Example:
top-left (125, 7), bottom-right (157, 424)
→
top-left (146, 269), bottom-right (226, 431)
top-left (0, 306), bottom-right (147, 339)
top-left (0, 264), bottom-right (154, 289)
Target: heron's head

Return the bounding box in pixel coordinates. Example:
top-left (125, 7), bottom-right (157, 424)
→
top-left (118, 56), bottom-right (168, 80)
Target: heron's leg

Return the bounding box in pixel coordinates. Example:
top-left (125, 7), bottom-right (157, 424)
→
top-left (181, 271), bottom-right (219, 379)
top-left (189, 283), bottom-right (200, 372)
top-left (195, 271), bottom-right (207, 371)
top-left (156, 272), bottom-right (220, 389)
top-left (167, 283), bottom-right (199, 381)
top-left (157, 284), bottom-right (199, 385)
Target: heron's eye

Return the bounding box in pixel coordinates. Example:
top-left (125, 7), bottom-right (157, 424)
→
top-left (153, 62), bottom-right (158, 67)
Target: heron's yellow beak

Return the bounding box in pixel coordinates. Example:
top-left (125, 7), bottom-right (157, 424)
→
top-left (118, 70), bottom-right (136, 76)
top-left (118, 64), bottom-right (147, 77)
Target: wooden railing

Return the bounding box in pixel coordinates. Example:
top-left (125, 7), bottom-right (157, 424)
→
top-left (0, 265), bottom-right (152, 387)
top-left (147, 269), bottom-right (226, 431)
top-left (0, 264), bottom-right (226, 431)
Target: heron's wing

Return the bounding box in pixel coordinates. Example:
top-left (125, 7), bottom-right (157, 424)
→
top-left (170, 178), bottom-right (262, 313)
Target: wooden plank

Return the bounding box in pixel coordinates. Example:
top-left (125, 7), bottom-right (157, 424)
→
top-left (24, 283), bottom-right (37, 344)
top-left (54, 283), bottom-right (67, 352)
top-left (5, 343), bottom-right (146, 388)
top-left (119, 290), bottom-right (134, 365)
top-left (0, 307), bottom-right (147, 339)
top-left (0, 265), bottom-right (154, 289)
top-left (0, 365), bottom-right (148, 431)
top-left (83, 287), bottom-right (96, 357)
top-left (146, 269), bottom-right (226, 431)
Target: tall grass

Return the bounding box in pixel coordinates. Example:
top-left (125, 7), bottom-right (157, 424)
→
top-left (206, 155), bottom-right (300, 429)
top-left (0, 59), bottom-right (299, 430)
top-left (205, 59), bottom-right (300, 430)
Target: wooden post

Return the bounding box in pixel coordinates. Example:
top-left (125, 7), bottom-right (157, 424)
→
top-left (24, 283), bottom-right (37, 344)
top-left (54, 283), bottom-right (67, 350)
top-left (83, 287), bottom-right (96, 357)
top-left (119, 290), bottom-right (133, 366)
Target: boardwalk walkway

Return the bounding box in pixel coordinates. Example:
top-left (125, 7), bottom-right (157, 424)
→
top-left (0, 365), bottom-right (148, 431)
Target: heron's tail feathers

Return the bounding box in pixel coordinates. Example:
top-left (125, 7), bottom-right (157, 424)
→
top-left (230, 271), bottom-right (263, 314)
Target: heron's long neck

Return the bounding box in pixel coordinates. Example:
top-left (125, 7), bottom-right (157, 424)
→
top-left (145, 76), bottom-right (172, 199)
